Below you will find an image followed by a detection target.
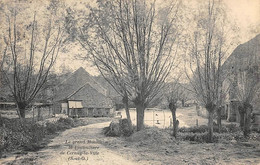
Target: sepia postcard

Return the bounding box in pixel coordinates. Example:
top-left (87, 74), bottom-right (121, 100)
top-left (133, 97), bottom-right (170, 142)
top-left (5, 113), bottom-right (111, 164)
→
top-left (0, 0), bottom-right (259, 164)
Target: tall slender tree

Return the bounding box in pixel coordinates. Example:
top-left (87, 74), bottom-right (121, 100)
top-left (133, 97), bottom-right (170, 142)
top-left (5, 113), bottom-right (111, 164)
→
top-left (236, 52), bottom-right (260, 137)
top-left (0, 0), bottom-right (65, 118)
top-left (186, 0), bottom-right (235, 142)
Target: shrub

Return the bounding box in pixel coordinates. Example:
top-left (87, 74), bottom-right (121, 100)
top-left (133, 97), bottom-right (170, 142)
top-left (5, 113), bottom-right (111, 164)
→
top-left (55, 122), bottom-right (68, 131)
top-left (224, 124), bottom-right (240, 133)
top-left (46, 122), bottom-right (58, 134)
top-left (178, 131), bottom-right (248, 143)
top-left (25, 123), bottom-right (46, 145)
top-left (45, 117), bottom-right (75, 134)
top-left (177, 123), bottom-right (242, 143)
top-left (0, 118), bottom-right (44, 153)
top-left (178, 124), bottom-right (240, 134)
top-left (57, 117), bottom-right (75, 130)
top-left (179, 125), bottom-right (208, 133)
top-left (0, 117), bottom-right (78, 157)
top-left (178, 132), bottom-right (211, 143)
top-left (58, 117), bottom-right (74, 127)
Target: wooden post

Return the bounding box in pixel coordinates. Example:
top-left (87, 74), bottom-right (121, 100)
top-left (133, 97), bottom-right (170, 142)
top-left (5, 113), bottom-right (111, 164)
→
top-left (32, 107), bottom-right (35, 122)
top-left (153, 110), bottom-right (154, 127)
top-left (196, 119), bottom-right (198, 127)
top-left (163, 111), bottom-right (165, 128)
top-left (67, 102), bottom-right (70, 116)
top-left (37, 107), bottom-right (41, 121)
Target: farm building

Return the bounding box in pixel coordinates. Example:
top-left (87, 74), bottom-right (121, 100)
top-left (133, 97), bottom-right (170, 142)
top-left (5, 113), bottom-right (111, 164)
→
top-left (222, 34), bottom-right (260, 123)
top-left (53, 67), bottom-right (115, 117)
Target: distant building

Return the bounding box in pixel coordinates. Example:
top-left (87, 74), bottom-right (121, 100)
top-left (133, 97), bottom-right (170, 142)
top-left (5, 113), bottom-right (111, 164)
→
top-left (53, 67), bottom-right (115, 117)
top-left (222, 34), bottom-right (260, 123)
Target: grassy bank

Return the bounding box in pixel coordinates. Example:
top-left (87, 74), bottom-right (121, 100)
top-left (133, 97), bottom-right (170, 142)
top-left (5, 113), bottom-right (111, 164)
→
top-left (0, 117), bottom-right (111, 158)
top-left (101, 124), bottom-right (260, 164)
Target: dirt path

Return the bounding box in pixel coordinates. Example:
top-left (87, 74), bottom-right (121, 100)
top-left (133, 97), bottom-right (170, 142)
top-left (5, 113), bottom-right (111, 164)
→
top-left (1, 122), bottom-right (139, 165)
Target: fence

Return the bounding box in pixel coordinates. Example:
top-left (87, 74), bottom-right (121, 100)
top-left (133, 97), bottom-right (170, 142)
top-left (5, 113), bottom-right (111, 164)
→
top-left (0, 105), bottom-right (54, 121)
top-left (121, 108), bottom-right (173, 128)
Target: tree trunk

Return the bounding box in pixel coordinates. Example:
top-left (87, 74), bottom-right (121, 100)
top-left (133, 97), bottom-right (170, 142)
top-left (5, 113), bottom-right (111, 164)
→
top-left (136, 103), bottom-right (145, 131)
top-left (181, 100), bottom-right (185, 107)
top-left (49, 106), bottom-right (51, 116)
top-left (208, 111), bottom-right (214, 142)
top-left (240, 112), bottom-right (245, 129)
top-left (217, 107), bottom-right (222, 133)
top-left (206, 103), bottom-right (215, 143)
top-left (38, 107), bottom-right (41, 121)
top-left (17, 102), bottom-right (27, 118)
top-left (244, 103), bottom-right (252, 137)
top-left (33, 107), bottom-right (35, 122)
top-left (124, 99), bottom-right (133, 132)
top-left (238, 105), bottom-right (245, 129)
top-left (169, 103), bottom-right (178, 137)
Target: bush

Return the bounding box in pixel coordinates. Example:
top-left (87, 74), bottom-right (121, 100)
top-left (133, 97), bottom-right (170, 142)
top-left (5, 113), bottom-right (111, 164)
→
top-left (26, 123), bottom-right (46, 142)
top-left (55, 121), bottom-right (69, 131)
top-left (178, 124), bottom-right (240, 134)
top-left (179, 125), bottom-right (208, 133)
top-left (0, 118), bottom-right (47, 153)
top-left (46, 122), bottom-right (58, 134)
top-left (178, 132), bottom-right (210, 143)
top-left (177, 124), bottom-right (243, 143)
top-left (58, 117), bottom-right (74, 127)
top-left (178, 131), bottom-right (248, 143)
top-left (223, 124), bottom-right (240, 133)
top-left (45, 117), bottom-right (75, 134)
top-left (0, 117), bottom-right (77, 156)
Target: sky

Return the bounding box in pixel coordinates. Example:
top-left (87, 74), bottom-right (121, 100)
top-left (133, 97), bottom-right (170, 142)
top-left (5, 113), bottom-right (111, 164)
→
top-left (225, 0), bottom-right (259, 39)
top-left (2, 0), bottom-right (255, 76)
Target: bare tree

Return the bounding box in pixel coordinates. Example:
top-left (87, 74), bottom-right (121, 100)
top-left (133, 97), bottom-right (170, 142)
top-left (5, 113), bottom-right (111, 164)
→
top-left (165, 78), bottom-right (183, 137)
top-left (233, 34), bottom-right (260, 138)
top-left (77, 0), bottom-right (182, 131)
top-left (185, 0), bottom-right (234, 142)
top-left (237, 62), bottom-right (260, 137)
top-left (0, 1), bottom-right (65, 118)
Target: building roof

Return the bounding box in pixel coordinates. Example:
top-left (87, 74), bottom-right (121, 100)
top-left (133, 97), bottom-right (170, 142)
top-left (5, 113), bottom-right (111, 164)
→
top-left (68, 83), bottom-right (113, 108)
top-left (222, 34), bottom-right (260, 109)
top-left (222, 34), bottom-right (260, 71)
top-left (54, 67), bottom-right (112, 108)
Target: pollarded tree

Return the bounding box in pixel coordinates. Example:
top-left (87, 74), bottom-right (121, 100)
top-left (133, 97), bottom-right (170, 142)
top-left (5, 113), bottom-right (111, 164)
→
top-left (165, 78), bottom-right (183, 137)
top-left (236, 59), bottom-right (260, 137)
top-left (78, 0), bottom-right (182, 131)
top-left (0, 0), bottom-right (66, 118)
top-left (185, 0), bottom-right (236, 142)
top-left (226, 34), bottom-right (260, 137)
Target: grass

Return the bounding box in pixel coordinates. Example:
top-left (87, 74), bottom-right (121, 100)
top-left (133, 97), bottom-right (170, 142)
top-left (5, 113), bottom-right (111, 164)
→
top-left (0, 116), bottom-right (111, 158)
